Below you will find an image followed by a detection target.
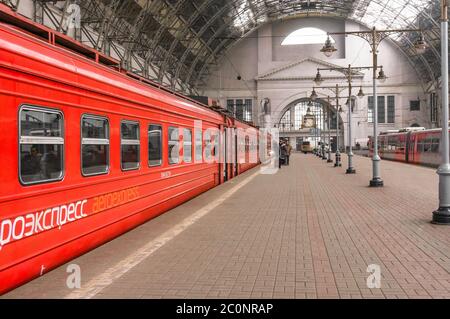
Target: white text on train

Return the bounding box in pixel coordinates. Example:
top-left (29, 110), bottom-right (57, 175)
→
top-left (0, 199), bottom-right (88, 249)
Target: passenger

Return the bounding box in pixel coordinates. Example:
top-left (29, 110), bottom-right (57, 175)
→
top-left (41, 149), bottom-right (59, 179)
top-left (278, 141), bottom-right (284, 169)
top-left (280, 142), bottom-right (288, 167)
top-left (22, 146), bottom-right (42, 176)
top-left (286, 141), bottom-right (292, 165)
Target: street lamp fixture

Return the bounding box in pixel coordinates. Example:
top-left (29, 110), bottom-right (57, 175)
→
top-left (414, 32), bottom-right (428, 55)
top-left (357, 86), bottom-right (365, 99)
top-left (320, 36), bottom-right (337, 58)
top-left (314, 70), bottom-right (324, 86)
top-left (377, 67), bottom-right (387, 83)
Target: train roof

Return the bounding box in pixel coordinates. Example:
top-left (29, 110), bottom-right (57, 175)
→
top-left (376, 128), bottom-right (444, 138)
top-left (398, 127), bottom-right (426, 132)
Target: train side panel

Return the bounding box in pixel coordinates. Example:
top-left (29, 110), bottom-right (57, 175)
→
top-left (0, 23), bottom-right (249, 293)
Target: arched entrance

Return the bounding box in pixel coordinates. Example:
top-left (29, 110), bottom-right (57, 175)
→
top-left (277, 98), bottom-right (344, 152)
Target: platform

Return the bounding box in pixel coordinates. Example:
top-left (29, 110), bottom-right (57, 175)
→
top-left (3, 153), bottom-right (450, 299)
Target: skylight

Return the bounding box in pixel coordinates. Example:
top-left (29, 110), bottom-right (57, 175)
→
top-left (281, 27), bottom-right (335, 45)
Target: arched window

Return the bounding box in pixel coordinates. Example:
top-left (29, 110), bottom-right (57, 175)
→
top-left (281, 27), bottom-right (335, 46)
top-left (279, 101), bottom-right (328, 131)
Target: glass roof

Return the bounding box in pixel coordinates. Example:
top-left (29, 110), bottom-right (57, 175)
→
top-left (63, 0), bottom-right (442, 91)
top-left (352, 0), bottom-right (432, 31)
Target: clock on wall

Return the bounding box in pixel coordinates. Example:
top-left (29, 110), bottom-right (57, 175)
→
top-left (302, 107), bottom-right (316, 128)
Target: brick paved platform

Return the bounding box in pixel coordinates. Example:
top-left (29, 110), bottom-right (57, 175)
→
top-left (4, 153), bottom-right (450, 299)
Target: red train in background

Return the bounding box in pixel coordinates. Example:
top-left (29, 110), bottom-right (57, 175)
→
top-left (0, 5), bottom-right (267, 294)
top-left (368, 127), bottom-right (448, 167)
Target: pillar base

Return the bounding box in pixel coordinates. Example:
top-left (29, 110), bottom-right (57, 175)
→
top-left (334, 163), bottom-right (342, 167)
top-left (327, 159), bottom-right (333, 163)
top-left (432, 207), bottom-right (450, 225)
top-left (346, 168), bottom-right (356, 174)
top-left (369, 178), bottom-right (384, 187)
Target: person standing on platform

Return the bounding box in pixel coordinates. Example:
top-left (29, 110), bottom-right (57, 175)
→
top-left (286, 141), bottom-right (292, 165)
top-left (280, 141), bottom-right (288, 168)
top-left (278, 141), bottom-right (283, 169)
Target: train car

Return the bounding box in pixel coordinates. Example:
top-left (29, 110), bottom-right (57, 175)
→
top-left (408, 129), bottom-right (441, 166)
top-left (368, 128), bottom-right (447, 167)
top-left (377, 132), bottom-right (408, 162)
top-left (301, 141), bottom-right (313, 154)
top-left (0, 7), bottom-right (259, 294)
top-left (234, 119), bottom-right (260, 175)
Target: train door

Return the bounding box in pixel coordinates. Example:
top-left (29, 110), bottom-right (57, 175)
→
top-left (409, 132), bottom-right (417, 163)
top-left (405, 132), bottom-right (411, 162)
top-left (223, 125), bottom-right (228, 182)
top-left (235, 133), bottom-right (239, 176)
top-left (245, 136), bottom-right (250, 165)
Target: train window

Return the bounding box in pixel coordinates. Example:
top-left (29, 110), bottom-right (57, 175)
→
top-left (81, 115), bottom-right (109, 176)
top-left (183, 128), bottom-right (192, 163)
top-left (417, 142), bottom-right (424, 153)
top-left (195, 129), bottom-right (203, 162)
top-left (424, 138), bottom-right (432, 153)
top-left (19, 106), bottom-right (64, 185)
top-left (432, 138), bottom-right (440, 153)
top-left (121, 121), bottom-right (140, 171)
top-left (148, 124), bottom-right (162, 167)
top-left (168, 127), bottom-right (179, 164)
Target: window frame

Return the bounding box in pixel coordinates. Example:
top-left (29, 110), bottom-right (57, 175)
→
top-left (368, 96), bottom-right (374, 123)
top-left (148, 124), bottom-right (163, 167)
top-left (120, 120), bottom-right (141, 171)
top-left (377, 96), bottom-right (386, 124)
top-left (227, 98), bottom-right (253, 122)
top-left (387, 95), bottom-right (395, 124)
top-left (431, 93), bottom-right (438, 124)
top-left (81, 114), bottom-right (110, 177)
top-left (410, 100), bottom-right (421, 111)
top-left (19, 104), bottom-right (65, 186)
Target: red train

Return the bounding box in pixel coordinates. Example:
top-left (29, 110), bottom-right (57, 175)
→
top-left (368, 127), bottom-right (447, 167)
top-left (0, 6), bottom-right (265, 294)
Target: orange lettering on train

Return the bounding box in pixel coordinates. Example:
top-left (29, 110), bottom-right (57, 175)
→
top-left (91, 187), bottom-right (141, 214)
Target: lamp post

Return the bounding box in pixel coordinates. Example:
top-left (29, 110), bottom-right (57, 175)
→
top-left (312, 84), bottom-right (348, 167)
top-left (336, 102), bottom-right (342, 167)
top-left (314, 65), bottom-right (381, 173)
top-left (322, 27), bottom-right (427, 186)
top-left (345, 65), bottom-right (356, 174)
top-left (327, 96), bottom-right (333, 163)
top-left (322, 103), bottom-right (327, 160)
top-left (309, 92), bottom-right (320, 157)
top-left (306, 99), bottom-right (317, 156)
top-left (433, 0), bottom-right (450, 224)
